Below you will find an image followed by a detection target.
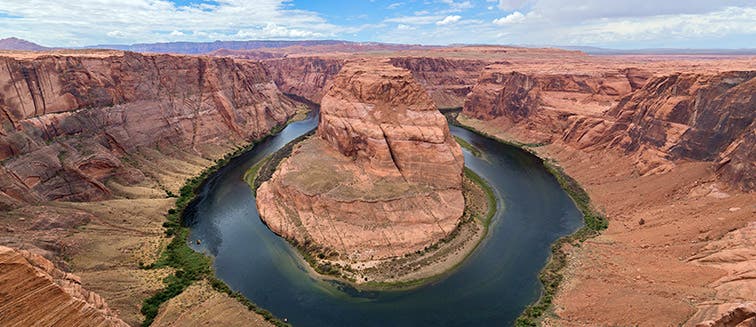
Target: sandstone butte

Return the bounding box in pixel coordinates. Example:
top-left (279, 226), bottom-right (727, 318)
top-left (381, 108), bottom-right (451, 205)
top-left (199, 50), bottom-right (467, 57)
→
top-left (256, 59), bottom-right (465, 262)
top-left (0, 46), bottom-right (754, 327)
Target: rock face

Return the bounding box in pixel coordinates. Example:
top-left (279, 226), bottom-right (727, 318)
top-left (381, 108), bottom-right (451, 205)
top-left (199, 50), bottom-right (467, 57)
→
top-left (0, 52), bottom-right (298, 206)
top-left (0, 246), bottom-right (128, 327)
top-left (598, 72), bottom-right (756, 190)
top-left (463, 66), bottom-right (755, 191)
top-left (262, 56), bottom-right (487, 108)
top-left (389, 57), bottom-right (487, 108)
top-left (263, 57), bottom-right (345, 103)
top-left (256, 60), bottom-right (464, 261)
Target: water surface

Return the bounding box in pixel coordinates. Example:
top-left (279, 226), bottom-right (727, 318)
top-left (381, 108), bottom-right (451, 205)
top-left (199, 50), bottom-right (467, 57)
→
top-left (186, 111), bottom-right (583, 326)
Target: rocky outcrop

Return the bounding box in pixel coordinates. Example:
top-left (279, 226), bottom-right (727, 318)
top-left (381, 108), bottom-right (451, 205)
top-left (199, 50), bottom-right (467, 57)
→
top-left (695, 303), bottom-right (756, 327)
top-left (389, 57), bottom-right (487, 108)
top-left (463, 65), bottom-right (755, 190)
top-left (0, 245), bottom-right (128, 326)
top-left (262, 57), bottom-right (344, 103)
top-left (0, 52), bottom-right (298, 205)
top-left (463, 70), bottom-right (541, 122)
top-left (256, 60), bottom-right (464, 261)
top-left (597, 72), bottom-right (755, 189)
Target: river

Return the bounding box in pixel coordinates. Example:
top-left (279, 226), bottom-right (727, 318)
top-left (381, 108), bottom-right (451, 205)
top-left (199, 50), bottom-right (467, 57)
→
top-left (185, 111), bottom-right (583, 326)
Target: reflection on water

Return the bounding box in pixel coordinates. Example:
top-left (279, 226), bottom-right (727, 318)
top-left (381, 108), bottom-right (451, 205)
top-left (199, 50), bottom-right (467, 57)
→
top-left (186, 111), bottom-right (583, 326)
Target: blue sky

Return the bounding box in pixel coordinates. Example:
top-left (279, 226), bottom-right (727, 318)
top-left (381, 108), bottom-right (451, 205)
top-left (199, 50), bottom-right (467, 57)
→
top-left (1, 0), bottom-right (754, 48)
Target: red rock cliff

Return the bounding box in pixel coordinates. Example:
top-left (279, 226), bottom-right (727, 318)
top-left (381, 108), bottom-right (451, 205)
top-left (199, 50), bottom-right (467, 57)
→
top-left (389, 57), bottom-right (487, 108)
top-left (0, 52), bottom-right (298, 206)
top-left (462, 65), bottom-right (754, 190)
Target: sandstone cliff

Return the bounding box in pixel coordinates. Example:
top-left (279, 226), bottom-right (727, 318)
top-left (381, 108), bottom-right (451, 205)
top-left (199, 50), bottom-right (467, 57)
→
top-left (0, 52), bottom-right (298, 206)
top-left (257, 60), bottom-right (464, 261)
top-left (596, 72), bottom-right (755, 190)
top-left (389, 57), bottom-right (487, 108)
top-left (262, 56), bottom-right (488, 108)
top-left (0, 245), bottom-right (128, 326)
top-left (262, 57), bottom-right (345, 103)
top-left (462, 65), bottom-right (754, 190)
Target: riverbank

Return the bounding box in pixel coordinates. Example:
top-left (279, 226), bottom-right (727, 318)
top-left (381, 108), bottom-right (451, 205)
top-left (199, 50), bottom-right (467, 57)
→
top-left (450, 113), bottom-right (756, 326)
top-left (246, 134), bottom-right (497, 291)
top-left (442, 109), bottom-right (608, 326)
top-left (139, 117), bottom-right (311, 326)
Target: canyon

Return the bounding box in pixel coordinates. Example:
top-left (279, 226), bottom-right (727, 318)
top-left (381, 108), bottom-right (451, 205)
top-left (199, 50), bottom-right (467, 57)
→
top-left (0, 45), bottom-right (753, 326)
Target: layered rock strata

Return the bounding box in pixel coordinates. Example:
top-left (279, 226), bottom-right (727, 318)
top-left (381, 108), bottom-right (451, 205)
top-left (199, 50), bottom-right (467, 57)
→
top-left (0, 246), bottom-right (128, 327)
top-left (256, 60), bottom-right (464, 261)
top-left (389, 57), bottom-right (487, 108)
top-left (462, 65), bottom-right (754, 190)
top-left (0, 52), bottom-right (298, 206)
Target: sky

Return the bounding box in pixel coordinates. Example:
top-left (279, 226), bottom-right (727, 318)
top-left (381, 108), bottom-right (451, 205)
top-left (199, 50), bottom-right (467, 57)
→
top-left (0, 0), bottom-right (754, 49)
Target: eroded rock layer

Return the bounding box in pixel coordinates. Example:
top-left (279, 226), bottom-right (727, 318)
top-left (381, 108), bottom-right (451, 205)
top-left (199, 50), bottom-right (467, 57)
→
top-left (0, 52), bottom-right (298, 206)
top-left (0, 246), bottom-right (128, 327)
top-left (257, 60), bottom-right (464, 261)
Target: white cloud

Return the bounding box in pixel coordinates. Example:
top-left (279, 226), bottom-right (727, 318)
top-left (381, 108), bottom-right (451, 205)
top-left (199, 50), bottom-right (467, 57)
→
top-left (396, 24), bottom-right (415, 30)
top-left (500, 0), bottom-right (753, 21)
top-left (436, 15), bottom-right (462, 25)
top-left (235, 24), bottom-right (324, 39)
top-left (385, 15), bottom-right (444, 25)
top-left (378, 6), bottom-right (755, 48)
top-left (106, 30), bottom-right (126, 38)
top-left (493, 11), bottom-right (525, 25)
top-left (169, 30), bottom-right (184, 37)
top-left (497, 0), bottom-right (531, 11)
top-left (0, 0), bottom-right (343, 46)
top-left (439, 0), bottom-right (473, 13)
top-left (387, 2), bottom-right (404, 10)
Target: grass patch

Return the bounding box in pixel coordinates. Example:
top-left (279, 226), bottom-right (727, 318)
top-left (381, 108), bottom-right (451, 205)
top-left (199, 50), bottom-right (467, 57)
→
top-left (464, 167), bottom-right (496, 224)
top-left (248, 130), bottom-right (315, 191)
top-left (140, 124), bottom-right (293, 327)
top-left (443, 110), bottom-right (549, 148)
top-left (446, 113), bottom-right (607, 327)
top-left (454, 135), bottom-right (482, 157)
top-left (243, 155), bottom-right (271, 188)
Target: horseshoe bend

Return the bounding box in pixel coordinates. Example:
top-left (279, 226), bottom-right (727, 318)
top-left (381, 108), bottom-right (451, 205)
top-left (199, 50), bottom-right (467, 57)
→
top-left (255, 60), bottom-right (490, 284)
top-left (0, 7), bottom-right (755, 327)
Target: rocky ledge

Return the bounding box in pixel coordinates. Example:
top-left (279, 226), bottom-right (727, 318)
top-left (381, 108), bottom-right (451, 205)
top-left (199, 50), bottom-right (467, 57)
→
top-left (256, 60), bottom-right (465, 264)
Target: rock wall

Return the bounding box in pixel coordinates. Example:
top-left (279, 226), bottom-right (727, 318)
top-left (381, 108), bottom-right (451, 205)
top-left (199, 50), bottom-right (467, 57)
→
top-left (0, 52), bottom-right (298, 206)
top-left (598, 72), bottom-right (755, 190)
top-left (462, 65), bottom-right (754, 190)
top-left (0, 245), bottom-right (128, 327)
top-left (257, 60), bottom-right (464, 261)
top-left (262, 57), bottom-right (345, 103)
top-left (389, 57), bottom-right (487, 108)
top-left (262, 56), bottom-right (488, 109)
